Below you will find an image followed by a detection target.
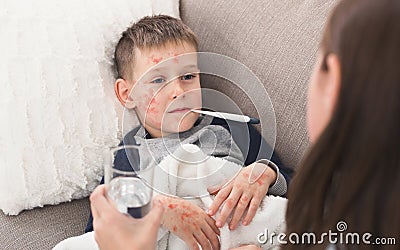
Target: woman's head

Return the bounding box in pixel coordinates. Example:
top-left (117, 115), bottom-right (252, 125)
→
top-left (287, 0), bottom-right (400, 248)
top-left (308, 0), bottom-right (400, 143)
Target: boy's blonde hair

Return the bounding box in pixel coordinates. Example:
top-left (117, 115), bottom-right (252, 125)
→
top-left (114, 15), bottom-right (199, 81)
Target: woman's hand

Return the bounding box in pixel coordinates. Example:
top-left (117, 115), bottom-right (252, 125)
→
top-left (207, 162), bottom-right (277, 230)
top-left (90, 185), bottom-right (164, 250)
top-left (156, 195), bottom-right (220, 250)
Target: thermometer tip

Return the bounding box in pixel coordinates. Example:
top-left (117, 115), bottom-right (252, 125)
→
top-left (248, 117), bottom-right (260, 124)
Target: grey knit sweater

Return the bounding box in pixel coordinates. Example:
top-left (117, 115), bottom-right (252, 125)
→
top-left (123, 116), bottom-right (287, 196)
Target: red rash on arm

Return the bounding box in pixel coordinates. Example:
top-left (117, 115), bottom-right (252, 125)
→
top-left (180, 208), bottom-right (199, 221)
top-left (180, 212), bottom-right (192, 221)
top-left (168, 204), bottom-right (178, 209)
top-left (257, 173), bottom-right (268, 186)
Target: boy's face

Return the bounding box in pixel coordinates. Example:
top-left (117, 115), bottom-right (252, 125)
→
top-left (122, 42), bottom-right (202, 138)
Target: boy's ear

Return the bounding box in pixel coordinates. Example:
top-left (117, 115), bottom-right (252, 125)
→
top-left (324, 54), bottom-right (341, 117)
top-left (114, 78), bottom-right (136, 109)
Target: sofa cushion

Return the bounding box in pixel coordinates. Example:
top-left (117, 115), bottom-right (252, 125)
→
top-left (0, 198), bottom-right (89, 249)
top-left (181, 0), bottom-right (338, 168)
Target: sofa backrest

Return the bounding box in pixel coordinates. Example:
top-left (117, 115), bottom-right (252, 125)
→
top-left (180, 0), bottom-right (338, 168)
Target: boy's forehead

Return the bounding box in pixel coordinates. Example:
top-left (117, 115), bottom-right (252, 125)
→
top-left (133, 43), bottom-right (198, 77)
top-left (136, 42), bottom-right (197, 62)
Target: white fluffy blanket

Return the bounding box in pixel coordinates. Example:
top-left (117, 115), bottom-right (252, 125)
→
top-left (54, 144), bottom-right (286, 249)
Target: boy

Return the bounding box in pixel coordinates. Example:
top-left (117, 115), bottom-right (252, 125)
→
top-left (87, 15), bottom-right (291, 249)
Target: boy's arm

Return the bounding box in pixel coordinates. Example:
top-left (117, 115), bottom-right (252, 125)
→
top-left (249, 131), bottom-right (293, 195)
top-left (87, 189), bottom-right (221, 250)
top-left (155, 195), bottom-right (220, 250)
top-left (211, 117), bottom-right (294, 195)
top-left (252, 159), bottom-right (287, 197)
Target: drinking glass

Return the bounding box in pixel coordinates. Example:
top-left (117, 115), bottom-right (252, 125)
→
top-left (104, 145), bottom-right (154, 218)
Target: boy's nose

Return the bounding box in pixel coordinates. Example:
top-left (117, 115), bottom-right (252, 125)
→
top-left (171, 79), bottom-right (185, 99)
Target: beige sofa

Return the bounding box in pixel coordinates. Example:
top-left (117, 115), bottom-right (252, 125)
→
top-left (0, 0), bottom-right (337, 249)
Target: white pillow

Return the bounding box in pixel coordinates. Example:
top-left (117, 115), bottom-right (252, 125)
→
top-left (0, 0), bottom-right (179, 215)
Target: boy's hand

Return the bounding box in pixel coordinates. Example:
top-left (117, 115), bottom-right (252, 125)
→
top-left (156, 195), bottom-right (220, 250)
top-left (207, 162), bottom-right (277, 230)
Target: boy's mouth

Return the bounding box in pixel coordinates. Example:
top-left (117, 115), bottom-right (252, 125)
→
top-left (168, 107), bottom-right (191, 113)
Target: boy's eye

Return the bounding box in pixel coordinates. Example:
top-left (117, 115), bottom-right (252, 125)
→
top-left (150, 77), bottom-right (166, 84)
top-left (180, 74), bottom-right (196, 81)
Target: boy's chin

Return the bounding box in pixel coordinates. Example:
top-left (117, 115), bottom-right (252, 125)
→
top-left (172, 124), bottom-right (194, 133)
top-left (163, 121), bottom-right (196, 134)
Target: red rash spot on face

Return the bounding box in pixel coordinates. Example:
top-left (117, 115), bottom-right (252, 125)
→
top-left (150, 98), bottom-right (157, 105)
top-left (148, 106), bottom-right (157, 113)
top-left (243, 173), bottom-right (249, 178)
top-left (154, 120), bottom-right (162, 127)
top-left (173, 225), bottom-right (177, 232)
top-left (173, 53), bottom-right (179, 63)
top-left (152, 56), bottom-right (163, 64)
top-left (168, 204), bottom-right (178, 209)
top-left (147, 98), bottom-right (158, 114)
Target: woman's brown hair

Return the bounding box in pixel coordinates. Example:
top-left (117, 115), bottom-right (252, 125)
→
top-left (285, 0), bottom-right (400, 249)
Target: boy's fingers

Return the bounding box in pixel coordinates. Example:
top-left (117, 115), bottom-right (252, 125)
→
top-left (202, 223), bottom-right (220, 250)
top-left (205, 214), bottom-right (220, 235)
top-left (215, 188), bottom-right (241, 227)
top-left (208, 184), bottom-right (232, 216)
top-left (194, 230), bottom-right (212, 250)
top-left (243, 197), bottom-right (262, 226)
top-left (185, 236), bottom-right (200, 250)
top-left (207, 184), bottom-right (222, 195)
top-left (229, 193), bottom-right (251, 229)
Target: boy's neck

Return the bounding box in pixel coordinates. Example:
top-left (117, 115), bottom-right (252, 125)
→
top-left (143, 116), bottom-right (204, 139)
